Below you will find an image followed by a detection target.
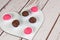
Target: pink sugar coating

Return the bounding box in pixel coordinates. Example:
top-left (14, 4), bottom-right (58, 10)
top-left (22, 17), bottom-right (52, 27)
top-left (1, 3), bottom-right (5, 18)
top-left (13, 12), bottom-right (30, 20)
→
top-left (31, 6), bottom-right (38, 12)
top-left (3, 14), bottom-right (11, 20)
top-left (24, 27), bottom-right (32, 34)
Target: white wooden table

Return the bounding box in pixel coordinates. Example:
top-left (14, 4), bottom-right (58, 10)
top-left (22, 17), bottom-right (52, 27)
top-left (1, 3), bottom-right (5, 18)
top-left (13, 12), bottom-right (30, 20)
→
top-left (0, 0), bottom-right (60, 40)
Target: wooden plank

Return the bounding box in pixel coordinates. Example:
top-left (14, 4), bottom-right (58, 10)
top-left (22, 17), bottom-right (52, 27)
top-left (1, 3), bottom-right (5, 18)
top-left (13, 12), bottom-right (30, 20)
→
top-left (0, 0), bottom-right (9, 9)
top-left (0, 32), bottom-right (19, 40)
top-left (33, 0), bottom-right (60, 40)
top-left (0, 28), bottom-right (3, 35)
top-left (47, 15), bottom-right (60, 40)
top-left (38, 0), bottom-right (48, 10)
top-left (0, 0), bottom-right (28, 13)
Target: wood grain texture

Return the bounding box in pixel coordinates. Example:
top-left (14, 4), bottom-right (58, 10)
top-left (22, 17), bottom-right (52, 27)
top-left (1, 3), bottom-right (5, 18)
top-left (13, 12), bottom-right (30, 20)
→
top-left (48, 15), bottom-right (60, 40)
top-left (34, 0), bottom-right (60, 40)
top-left (0, 0), bottom-right (9, 9)
top-left (0, 0), bottom-right (60, 40)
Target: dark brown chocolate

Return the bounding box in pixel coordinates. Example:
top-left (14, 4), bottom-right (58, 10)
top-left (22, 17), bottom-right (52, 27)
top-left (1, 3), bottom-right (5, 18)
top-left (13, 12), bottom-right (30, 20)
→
top-left (29, 17), bottom-right (36, 23)
top-left (12, 20), bottom-right (20, 27)
top-left (22, 11), bottom-right (29, 16)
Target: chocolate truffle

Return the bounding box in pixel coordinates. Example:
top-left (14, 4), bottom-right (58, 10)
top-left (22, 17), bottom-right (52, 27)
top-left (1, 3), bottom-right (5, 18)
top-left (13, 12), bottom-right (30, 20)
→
top-left (29, 17), bottom-right (36, 23)
top-left (22, 11), bottom-right (29, 16)
top-left (12, 20), bottom-right (20, 27)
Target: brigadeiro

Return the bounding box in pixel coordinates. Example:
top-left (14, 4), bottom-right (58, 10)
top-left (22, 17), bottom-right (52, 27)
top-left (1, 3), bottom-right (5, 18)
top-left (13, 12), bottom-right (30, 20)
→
top-left (29, 17), bottom-right (36, 23)
top-left (22, 11), bottom-right (29, 16)
top-left (12, 20), bottom-right (20, 27)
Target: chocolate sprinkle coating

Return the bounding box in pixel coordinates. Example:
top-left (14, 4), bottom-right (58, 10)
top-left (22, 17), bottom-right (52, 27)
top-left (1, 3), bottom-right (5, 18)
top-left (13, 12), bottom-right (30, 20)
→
top-left (29, 17), bottom-right (36, 23)
top-left (22, 11), bottom-right (29, 16)
top-left (12, 20), bottom-right (20, 27)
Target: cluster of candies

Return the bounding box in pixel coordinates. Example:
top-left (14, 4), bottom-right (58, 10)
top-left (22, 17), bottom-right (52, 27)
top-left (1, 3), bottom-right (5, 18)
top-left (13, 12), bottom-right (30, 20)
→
top-left (0, 6), bottom-right (44, 40)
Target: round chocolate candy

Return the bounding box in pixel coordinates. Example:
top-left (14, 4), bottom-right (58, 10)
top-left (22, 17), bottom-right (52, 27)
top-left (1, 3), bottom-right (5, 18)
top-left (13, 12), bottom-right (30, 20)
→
top-left (22, 11), bottom-right (29, 16)
top-left (29, 17), bottom-right (36, 23)
top-left (12, 20), bottom-right (20, 27)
